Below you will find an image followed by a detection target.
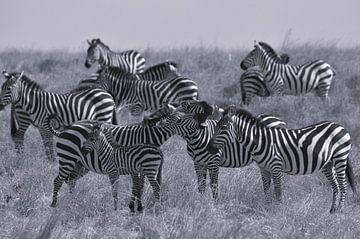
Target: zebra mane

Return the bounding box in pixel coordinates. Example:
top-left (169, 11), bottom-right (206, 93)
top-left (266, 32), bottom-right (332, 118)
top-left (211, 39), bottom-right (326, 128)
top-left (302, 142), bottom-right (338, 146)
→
top-left (93, 39), bottom-right (111, 50)
top-left (225, 107), bottom-right (264, 126)
top-left (14, 73), bottom-right (43, 91)
top-left (258, 42), bottom-right (285, 63)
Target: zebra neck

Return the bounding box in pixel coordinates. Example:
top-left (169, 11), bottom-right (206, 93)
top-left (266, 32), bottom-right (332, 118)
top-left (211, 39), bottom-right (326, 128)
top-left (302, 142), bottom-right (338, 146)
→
top-left (260, 53), bottom-right (278, 73)
top-left (18, 86), bottom-right (54, 115)
top-left (97, 135), bottom-right (116, 170)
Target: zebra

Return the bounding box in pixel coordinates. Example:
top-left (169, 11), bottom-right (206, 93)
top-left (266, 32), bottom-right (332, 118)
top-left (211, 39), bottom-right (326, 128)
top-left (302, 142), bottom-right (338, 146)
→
top-left (96, 65), bottom-right (198, 116)
top-left (240, 54), bottom-right (290, 105)
top-left (45, 104), bottom-right (205, 209)
top-left (157, 100), bottom-right (286, 200)
top-left (0, 70), bottom-right (117, 161)
top-left (207, 106), bottom-right (355, 213)
top-left (240, 41), bottom-right (336, 99)
top-left (72, 60), bottom-right (180, 93)
top-left (50, 121), bottom-right (163, 212)
top-left (85, 38), bottom-right (146, 73)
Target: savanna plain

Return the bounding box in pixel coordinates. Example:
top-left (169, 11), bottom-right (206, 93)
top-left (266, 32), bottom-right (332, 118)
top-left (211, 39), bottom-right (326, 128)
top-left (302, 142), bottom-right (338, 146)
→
top-left (0, 43), bottom-right (360, 239)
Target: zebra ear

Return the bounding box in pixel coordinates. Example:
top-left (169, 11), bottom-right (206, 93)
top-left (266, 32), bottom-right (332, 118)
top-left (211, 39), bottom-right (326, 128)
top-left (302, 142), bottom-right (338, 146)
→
top-left (17, 71), bottom-right (24, 81)
top-left (87, 40), bottom-right (92, 45)
top-left (2, 70), bottom-right (10, 79)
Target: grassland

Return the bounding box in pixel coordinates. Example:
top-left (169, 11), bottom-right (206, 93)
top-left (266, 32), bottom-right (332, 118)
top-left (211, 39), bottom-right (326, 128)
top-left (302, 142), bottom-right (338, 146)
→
top-left (0, 43), bottom-right (360, 239)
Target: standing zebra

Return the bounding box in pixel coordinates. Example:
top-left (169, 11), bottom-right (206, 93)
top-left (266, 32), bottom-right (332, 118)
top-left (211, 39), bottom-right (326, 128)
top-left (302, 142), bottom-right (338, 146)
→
top-left (85, 38), bottom-right (146, 73)
top-left (97, 66), bottom-right (198, 116)
top-left (240, 54), bottom-right (290, 105)
top-left (207, 106), bottom-right (355, 213)
top-left (46, 105), bottom-right (204, 209)
top-left (0, 70), bottom-right (117, 161)
top-left (51, 121), bottom-right (163, 212)
top-left (240, 41), bottom-right (336, 99)
top-left (157, 101), bottom-right (286, 200)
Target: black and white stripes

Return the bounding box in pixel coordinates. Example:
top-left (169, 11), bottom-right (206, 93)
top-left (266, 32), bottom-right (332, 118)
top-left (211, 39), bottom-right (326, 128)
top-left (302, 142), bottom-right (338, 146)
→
top-left (240, 41), bottom-right (336, 99)
top-left (85, 38), bottom-right (146, 73)
top-left (207, 106), bottom-right (354, 213)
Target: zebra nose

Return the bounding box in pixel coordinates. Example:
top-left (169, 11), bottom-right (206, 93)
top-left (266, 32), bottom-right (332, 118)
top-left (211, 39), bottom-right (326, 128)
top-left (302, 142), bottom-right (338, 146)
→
top-left (84, 61), bottom-right (91, 68)
top-left (240, 61), bottom-right (248, 70)
top-left (0, 103), bottom-right (4, 111)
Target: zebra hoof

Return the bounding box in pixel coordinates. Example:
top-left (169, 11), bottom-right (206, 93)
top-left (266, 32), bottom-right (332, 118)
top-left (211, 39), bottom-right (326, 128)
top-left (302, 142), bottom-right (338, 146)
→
top-left (137, 204), bottom-right (143, 212)
top-left (129, 203), bottom-right (135, 213)
top-left (50, 201), bottom-right (57, 208)
top-left (329, 207), bottom-right (336, 214)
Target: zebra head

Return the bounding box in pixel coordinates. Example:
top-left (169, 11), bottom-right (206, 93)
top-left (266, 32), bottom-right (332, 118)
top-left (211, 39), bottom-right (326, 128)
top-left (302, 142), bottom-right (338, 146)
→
top-left (0, 70), bottom-right (24, 111)
top-left (240, 41), bottom-right (290, 70)
top-left (85, 38), bottom-right (105, 68)
top-left (156, 103), bottom-right (205, 135)
top-left (207, 106), bottom-right (237, 155)
top-left (81, 121), bottom-right (103, 155)
top-left (176, 100), bottom-right (213, 116)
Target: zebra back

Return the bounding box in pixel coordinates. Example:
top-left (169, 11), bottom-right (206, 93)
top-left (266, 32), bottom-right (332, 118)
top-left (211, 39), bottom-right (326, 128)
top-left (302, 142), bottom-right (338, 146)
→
top-left (85, 38), bottom-right (146, 73)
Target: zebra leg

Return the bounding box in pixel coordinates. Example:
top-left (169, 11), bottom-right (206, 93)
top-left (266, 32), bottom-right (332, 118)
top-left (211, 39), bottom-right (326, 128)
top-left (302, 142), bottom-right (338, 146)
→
top-left (51, 176), bottom-right (64, 207)
top-left (271, 168), bottom-right (283, 203)
top-left (322, 163), bottom-right (340, 213)
top-left (146, 173), bottom-right (161, 204)
top-left (137, 174), bottom-right (145, 212)
top-left (208, 164), bottom-right (219, 202)
top-left (260, 168), bottom-right (272, 203)
top-left (194, 163), bottom-right (207, 194)
top-left (39, 128), bottom-right (55, 161)
top-left (11, 131), bottom-right (26, 155)
top-left (129, 174), bottom-right (142, 213)
top-left (108, 172), bottom-right (119, 211)
top-left (335, 161), bottom-right (347, 213)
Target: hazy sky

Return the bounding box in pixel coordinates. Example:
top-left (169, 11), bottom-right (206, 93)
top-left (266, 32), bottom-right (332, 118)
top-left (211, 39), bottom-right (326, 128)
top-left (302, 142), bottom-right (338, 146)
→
top-left (1, 0), bottom-right (359, 50)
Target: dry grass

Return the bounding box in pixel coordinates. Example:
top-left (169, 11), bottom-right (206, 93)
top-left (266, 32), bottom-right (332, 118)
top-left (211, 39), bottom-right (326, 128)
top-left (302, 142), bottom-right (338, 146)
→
top-left (0, 43), bottom-right (360, 238)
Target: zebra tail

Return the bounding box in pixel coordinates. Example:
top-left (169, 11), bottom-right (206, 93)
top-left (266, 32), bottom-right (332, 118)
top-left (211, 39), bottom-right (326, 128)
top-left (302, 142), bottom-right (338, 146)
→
top-left (346, 157), bottom-right (356, 193)
top-left (111, 108), bottom-right (118, 125)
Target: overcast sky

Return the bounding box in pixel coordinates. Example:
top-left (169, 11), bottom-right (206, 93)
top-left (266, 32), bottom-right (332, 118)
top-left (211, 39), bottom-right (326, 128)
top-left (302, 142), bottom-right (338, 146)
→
top-left (1, 0), bottom-right (359, 51)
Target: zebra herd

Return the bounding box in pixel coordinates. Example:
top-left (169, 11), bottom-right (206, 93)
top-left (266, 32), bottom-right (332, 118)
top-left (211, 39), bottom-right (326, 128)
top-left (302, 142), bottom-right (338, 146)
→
top-left (0, 38), bottom-right (354, 214)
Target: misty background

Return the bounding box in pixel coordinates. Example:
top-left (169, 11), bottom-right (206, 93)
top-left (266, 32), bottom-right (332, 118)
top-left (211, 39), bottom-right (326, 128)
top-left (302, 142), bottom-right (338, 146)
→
top-left (1, 0), bottom-right (359, 51)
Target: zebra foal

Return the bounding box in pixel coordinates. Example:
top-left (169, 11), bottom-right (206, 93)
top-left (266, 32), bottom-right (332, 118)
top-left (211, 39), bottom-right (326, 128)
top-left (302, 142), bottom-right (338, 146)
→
top-left (50, 121), bottom-right (163, 212)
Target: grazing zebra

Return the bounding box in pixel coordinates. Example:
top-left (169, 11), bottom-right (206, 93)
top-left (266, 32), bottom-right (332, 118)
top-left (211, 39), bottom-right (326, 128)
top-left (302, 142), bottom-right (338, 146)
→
top-left (157, 101), bottom-right (286, 200)
top-left (51, 121), bottom-right (163, 212)
top-left (0, 70), bottom-right (117, 161)
top-left (73, 60), bottom-right (180, 93)
top-left (85, 38), bottom-right (146, 73)
top-left (240, 54), bottom-right (290, 105)
top-left (207, 106), bottom-right (355, 213)
top-left (240, 41), bottom-right (336, 99)
top-left (97, 65), bottom-right (198, 116)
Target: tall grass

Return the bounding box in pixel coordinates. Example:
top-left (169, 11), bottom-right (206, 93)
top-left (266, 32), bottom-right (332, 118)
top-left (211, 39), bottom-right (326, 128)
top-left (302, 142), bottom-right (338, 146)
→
top-left (0, 43), bottom-right (360, 238)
